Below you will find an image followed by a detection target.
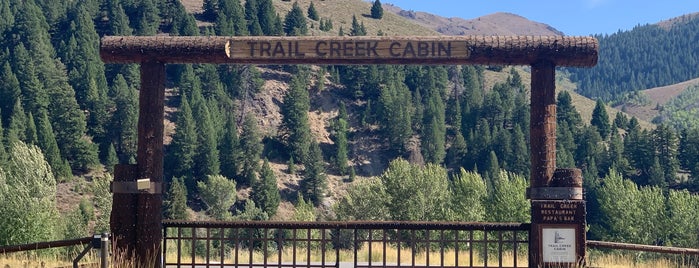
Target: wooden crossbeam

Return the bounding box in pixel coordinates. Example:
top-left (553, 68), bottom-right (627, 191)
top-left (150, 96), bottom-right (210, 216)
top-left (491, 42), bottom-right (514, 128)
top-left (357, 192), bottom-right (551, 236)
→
top-left (100, 35), bottom-right (598, 67)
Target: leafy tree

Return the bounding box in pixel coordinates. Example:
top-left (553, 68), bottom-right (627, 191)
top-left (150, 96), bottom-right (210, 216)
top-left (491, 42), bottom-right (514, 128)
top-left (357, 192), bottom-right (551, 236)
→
top-left (198, 174), bottom-right (237, 220)
top-left (300, 141), bottom-right (327, 206)
top-left (239, 113), bottom-right (263, 186)
top-left (370, 0), bottom-right (383, 19)
top-left (590, 99), bottom-right (611, 139)
top-left (251, 159), bottom-right (280, 216)
top-left (235, 199), bottom-right (268, 220)
top-left (450, 168), bottom-right (486, 221)
top-left (164, 177), bottom-right (189, 220)
top-left (307, 2), bottom-right (319, 20)
top-left (293, 193), bottom-right (316, 221)
top-left (485, 171), bottom-right (529, 222)
top-left (380, 159), bottom-right (452, 221)
top-left (283, 1), bottom-right (307, 36)
top-left (335, 179), bottom-right (389, 221)
top-left (0, 142), bottom-right (60, 245)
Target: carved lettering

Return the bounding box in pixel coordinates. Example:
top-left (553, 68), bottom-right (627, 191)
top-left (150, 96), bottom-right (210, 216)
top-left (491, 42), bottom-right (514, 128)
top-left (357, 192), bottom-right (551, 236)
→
top-left (230, 39), bottom-right (467, 60)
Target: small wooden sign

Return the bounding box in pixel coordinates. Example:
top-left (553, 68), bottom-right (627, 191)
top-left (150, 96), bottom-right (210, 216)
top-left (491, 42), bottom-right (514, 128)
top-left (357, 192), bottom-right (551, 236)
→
top-left (226, 37), bottom-right (471, 61)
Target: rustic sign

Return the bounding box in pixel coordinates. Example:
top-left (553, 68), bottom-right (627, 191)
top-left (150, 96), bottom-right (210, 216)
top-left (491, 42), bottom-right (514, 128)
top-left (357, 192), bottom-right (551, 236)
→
top-left (100, 35), bottom-right (598, 66)
top-left (226, 38), bottom-right (470, 60)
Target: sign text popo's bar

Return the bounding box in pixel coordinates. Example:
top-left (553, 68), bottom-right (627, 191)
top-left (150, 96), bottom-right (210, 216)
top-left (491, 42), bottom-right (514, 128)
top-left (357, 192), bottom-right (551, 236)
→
top-left (100, 35), bottom-right (598, 67)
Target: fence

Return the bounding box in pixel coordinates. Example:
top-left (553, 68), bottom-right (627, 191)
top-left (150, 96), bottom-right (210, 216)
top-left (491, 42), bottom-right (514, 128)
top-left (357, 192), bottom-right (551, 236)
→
top-left (162, 220), bottom-right (531, 268)
top-left (0, 234), bottom-right (109, 268)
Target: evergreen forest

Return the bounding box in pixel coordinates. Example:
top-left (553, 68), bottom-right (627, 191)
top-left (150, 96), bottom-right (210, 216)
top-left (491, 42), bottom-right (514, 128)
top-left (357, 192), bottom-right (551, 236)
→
top-left (1, 0), bottom-right (699, 252)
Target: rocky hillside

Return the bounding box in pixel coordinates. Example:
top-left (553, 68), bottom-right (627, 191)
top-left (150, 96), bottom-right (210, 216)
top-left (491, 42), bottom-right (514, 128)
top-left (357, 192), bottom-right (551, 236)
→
top-left (384, 4), bottom-right (563, 36)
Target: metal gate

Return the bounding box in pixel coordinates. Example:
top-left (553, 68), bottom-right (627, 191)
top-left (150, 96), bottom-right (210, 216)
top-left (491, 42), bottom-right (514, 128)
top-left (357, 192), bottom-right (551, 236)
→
top-left (162, 220), bottom-right (530, 268)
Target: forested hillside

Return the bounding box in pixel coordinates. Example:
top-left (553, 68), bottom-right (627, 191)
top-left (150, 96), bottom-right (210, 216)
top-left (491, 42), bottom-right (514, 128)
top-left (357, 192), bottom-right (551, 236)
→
top-left (568, 14), bottom-right (699, 102)
top-left (1, 0), bottom-right (699, 252)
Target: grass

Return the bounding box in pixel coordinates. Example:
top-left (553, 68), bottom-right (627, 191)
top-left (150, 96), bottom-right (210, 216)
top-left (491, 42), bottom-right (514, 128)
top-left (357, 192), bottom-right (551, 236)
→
top-left (2, 246), bottom-right (695, 267)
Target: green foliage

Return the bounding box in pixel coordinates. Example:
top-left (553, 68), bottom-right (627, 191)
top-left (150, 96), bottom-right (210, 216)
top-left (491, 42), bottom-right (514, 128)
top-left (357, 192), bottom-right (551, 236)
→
top-left (307, 1), bottom-right (319, 21)
top-left (318, 18), bottom-right (333, 31)
top-left (235, 199), bottom-right (268, 220)
top-left (450, 168), bottom-right (486, 221)
top-left (251, 159), bottom-right (280, 216)
top-left (377, 68), bottom-right (412, 154)
top-left (167, 94), bottom-right (197, 184)
top-left (0, 142), bottom-right (60, 245)
top-left (239, 113), bottom-right (263, 186)
top-left (370, 0), bottom-right (383, 19)
top-left (36, 110), bottom-right (71, 180)
top-left (335, 179), bottom-right (389, 220)
top-left (332, 113), bottom-right (349, 175)
top-left (656, 84), bottom-right (699, 131)
top-left (283, 1), bottom-right (307, 36)
top-left (244, 0), bottom-right (263, 35)
top-left (485, 171), bottom-right (529, 222)
top-left (293, 193), bottom-right (316, 221)
top-left (569, 18), bottom-right (699, 101)
top-left (380, 159), bottom-right (452, 221)
top-left (198, 174), bottom-right (237, 220)
top-left (300, 141), bottom-right (327, 206)
top-left (280, 73), bottom-right (312, 163)
top-left (109, 75), bottom-right (138, 163)
top-left (219, 112), bottom-right (242, 180)
top-left (590, 99), bottom-right (611, 139)
top-left (164, 177), bottom-right (189, 220)
top-left (91, 173), bottom-right (113, 233)
top-left (592, 171), bottom-right (667, 244)
top-left (349, 15), bottom-right (366, 36)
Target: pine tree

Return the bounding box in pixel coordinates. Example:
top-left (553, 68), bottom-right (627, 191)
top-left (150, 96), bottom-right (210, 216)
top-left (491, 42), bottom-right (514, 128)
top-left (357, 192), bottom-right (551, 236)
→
top-left (104, 143), bottom-right (118, 173)
top-left (257, 0), bottom-right (277, 35)
top-left (251, 159), bottom-right (280, 216)
top-left (244, 0), bottom-right (263, 35)
top-left (36, 110), bottom-right (71, 180)
top-left (370, 0), bottom-right (383, 19)
top-left (191, 90), bottom-right (220, 179)
top-left (591, 99), bottom-right (611, 139)
top-left (283, 1), bottom-right (307, 36)
top-left (239, 113), bottom-right (263, 186)
top-left (280, 74), bottom-right (312, 163)
top-left (217, 0), bottom-right (247, 36)
top-left (0, 63), bottom-right (20, 125)
top-left (349, 15), bottom-right (366, 36)
top-left (166, 94), bottom-right (197, 184)
top-left (202, 0), bottom-right (218, 21)
top-left (301, 141), bottom-right (327, 206)
top-left (307, 2), bottom-right (319, 20)
top-left (333, 104), bottom-right (349, 175)
top-left (24, 112), bottom-right (37, 145)
top-left (164, 177), bottom-right (189, 220)
top-left (7, 100), bottom-right (27, 144)
top-left (0, 116), bottom-right (6, 165)
top-left (219, 112), bottom-right (242, 180)
top-left (109, 75), bottom-right (138, 163)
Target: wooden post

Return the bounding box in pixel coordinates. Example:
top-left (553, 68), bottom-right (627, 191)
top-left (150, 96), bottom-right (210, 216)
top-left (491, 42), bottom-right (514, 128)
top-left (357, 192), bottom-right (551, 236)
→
top-left (529, 60), bottom-right (557, 188)
top-left (135, 61), bottom-right (165, 266)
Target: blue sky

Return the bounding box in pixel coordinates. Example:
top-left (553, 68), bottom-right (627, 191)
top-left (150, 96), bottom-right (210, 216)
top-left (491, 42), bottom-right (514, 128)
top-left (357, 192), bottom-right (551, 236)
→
top-left (382, 0), bottom-right (699, 36)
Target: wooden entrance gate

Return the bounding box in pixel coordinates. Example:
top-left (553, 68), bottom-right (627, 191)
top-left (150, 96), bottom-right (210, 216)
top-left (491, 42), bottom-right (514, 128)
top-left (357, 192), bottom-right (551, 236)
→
top-left (100, 35), bottom-right (598, 267)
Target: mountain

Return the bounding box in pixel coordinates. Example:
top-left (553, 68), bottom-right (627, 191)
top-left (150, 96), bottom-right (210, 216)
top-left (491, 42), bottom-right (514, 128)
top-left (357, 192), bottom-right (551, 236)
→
top-left (567, 13), bottom-right (699, 103)
top-left (384, 4), bottom-right (563, 36)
